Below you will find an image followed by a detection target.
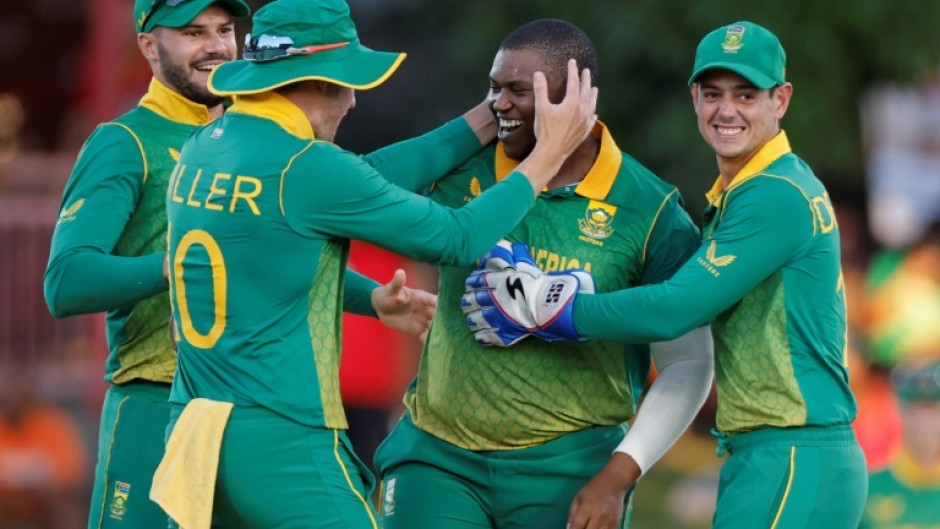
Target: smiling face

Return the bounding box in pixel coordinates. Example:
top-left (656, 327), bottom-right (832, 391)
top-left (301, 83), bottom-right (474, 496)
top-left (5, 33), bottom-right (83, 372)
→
top-left (140, 5), bottom-right (236, 108)
top-left (488, 47), bottom-right (563, 160)
top-left (691, 68), bottom-right (792, 180)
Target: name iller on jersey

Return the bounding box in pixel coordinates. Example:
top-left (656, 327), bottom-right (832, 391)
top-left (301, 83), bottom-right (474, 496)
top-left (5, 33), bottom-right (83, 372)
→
top-left (169, 164), bottom-right (263, 214)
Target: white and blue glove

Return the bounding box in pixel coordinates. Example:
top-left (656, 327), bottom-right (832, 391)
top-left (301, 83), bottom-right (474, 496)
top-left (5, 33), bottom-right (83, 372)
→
top-left (461, 240), bottom-right (595, 347)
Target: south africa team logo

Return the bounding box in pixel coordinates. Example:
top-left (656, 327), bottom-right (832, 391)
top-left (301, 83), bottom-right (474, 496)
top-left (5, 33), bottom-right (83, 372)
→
top-left (109, 481), bottom-right (131, 520)
top-left (578, 200), bottom-right (616, 240)
top-left (721, 25), bottom-right (746, 53)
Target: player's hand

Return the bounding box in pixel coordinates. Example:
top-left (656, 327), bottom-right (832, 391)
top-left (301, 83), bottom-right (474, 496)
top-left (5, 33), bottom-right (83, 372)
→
top-left (567, 453), bottom-right (640, 529)
top-left (460, 240), bottom-right (594, 347)
top-left (532, 59), bottom-right (598, 159)
top-left (372, 269), bottom-right (437, 340)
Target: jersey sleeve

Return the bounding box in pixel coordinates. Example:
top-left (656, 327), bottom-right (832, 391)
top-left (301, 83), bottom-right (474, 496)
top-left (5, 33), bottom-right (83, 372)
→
top-left (638, 190), bottom-right (701, 286)
top-left (281, 144), bottom-right (534, 266)
top-left (43, 124), bottom-right (167, 318)
top-left (343, 267), bottom-right (379, 317)
top-left (362, 117), bottom-right (483, 193)
top-left (575, 177), bottom-right (813, 342)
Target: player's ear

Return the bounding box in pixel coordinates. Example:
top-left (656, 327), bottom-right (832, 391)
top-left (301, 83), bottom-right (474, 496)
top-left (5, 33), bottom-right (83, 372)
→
top-left (772, 82), bottom-right (793, 120)
top-left (138, 32), bottom-right (159, 63)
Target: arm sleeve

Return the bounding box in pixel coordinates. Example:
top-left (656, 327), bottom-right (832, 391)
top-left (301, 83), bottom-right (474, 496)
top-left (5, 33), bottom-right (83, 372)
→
top-left (43, 124), bottom-right (168, 318)
top-left (614, 325), bottom-right (714, 474)
top-left (575, 178), bottom-right (813, 342)
top-left (363, 117), bottom-right (484, 193)
top-left (282, 145), bottom-right (534, 267)
top-left (343, 267), bottom-right (380, 317)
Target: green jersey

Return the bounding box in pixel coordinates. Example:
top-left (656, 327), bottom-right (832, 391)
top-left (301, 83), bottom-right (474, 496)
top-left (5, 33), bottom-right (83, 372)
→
top-left (406, 124), bottom-right (700, 450)
top-left (166, 92), bottom-right (537, 430)
top-left (45, 79), bottom-right (211, 384)
top-left (576, 132), bottom-right (856, 434)
top-left (859, 450), bottom-right (940, 529)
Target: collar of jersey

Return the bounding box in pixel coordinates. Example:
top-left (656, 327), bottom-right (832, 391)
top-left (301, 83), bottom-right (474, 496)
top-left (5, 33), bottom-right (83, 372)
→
top-left (227, 92), bottom-right (316, 140)
top-left (891, 447), bottom-right (940, 488)
top-left (494, 121), bottom-right (622, 200)
top-left (139, 78), bottom-right (214, 126)
top-left (705, 130), bottom-right (791, 206)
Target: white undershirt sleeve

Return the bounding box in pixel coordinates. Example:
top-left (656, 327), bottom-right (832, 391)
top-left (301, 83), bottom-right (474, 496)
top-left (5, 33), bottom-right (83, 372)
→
top-left (614, 324), bottom-right (714, 475)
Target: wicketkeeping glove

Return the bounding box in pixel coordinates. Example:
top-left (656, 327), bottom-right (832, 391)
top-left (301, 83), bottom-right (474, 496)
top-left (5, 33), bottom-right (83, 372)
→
top-left (461, 240), bottom-right (595, 347)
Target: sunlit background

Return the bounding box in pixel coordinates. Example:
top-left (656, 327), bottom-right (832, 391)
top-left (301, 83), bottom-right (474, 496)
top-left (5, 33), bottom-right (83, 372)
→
top-left (1, 1), bottom-right (938, 528)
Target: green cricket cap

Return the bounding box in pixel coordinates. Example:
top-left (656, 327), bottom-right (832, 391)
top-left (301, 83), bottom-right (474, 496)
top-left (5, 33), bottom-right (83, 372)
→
top-left (689, 21), bottom-right (786, 90)
top-left (208, 0), bottom-right (406, 96)
top-left (135, 0), bottom-right (250, 34)
top-left (891, 360), bottom-right (940, 404)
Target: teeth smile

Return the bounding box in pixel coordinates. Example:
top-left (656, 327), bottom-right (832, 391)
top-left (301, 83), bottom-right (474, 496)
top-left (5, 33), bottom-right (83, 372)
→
top-left (717, 126), bottom-right (743, 136)
top-left (499, 119), bottom-right (523, 131)
top-left (195, 64), bottom-right (220, 72)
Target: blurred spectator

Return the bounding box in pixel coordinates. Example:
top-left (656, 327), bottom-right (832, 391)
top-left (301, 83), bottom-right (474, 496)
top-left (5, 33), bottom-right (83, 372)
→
top-left (862, 69), bottom-right (940, 248)
top-left (0, 371), bottom-right (87, 529)
top-left (864, 222), bottom-right (940, 367)
top-left (0, 93), bottom-right (26, 188)
top-left (859, 360), bottom-right (940, 528)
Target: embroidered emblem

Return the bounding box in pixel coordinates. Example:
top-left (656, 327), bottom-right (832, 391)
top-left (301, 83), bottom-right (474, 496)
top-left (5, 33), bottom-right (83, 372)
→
top-left (57, 198), bottom-right (85, 224)
top-left (578, 200), bottom-right (616, 241)
top-left (721, 25), bottom-right (746, 53)
top-left (109, 481), bottom-right (131, 520)
top-left (706, 240), bottom-right (736, 267)
top-left (470, 177), bottom-right (481, 197)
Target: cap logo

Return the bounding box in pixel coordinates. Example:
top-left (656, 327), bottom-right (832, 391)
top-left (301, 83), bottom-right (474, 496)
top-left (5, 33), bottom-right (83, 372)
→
top-left (721, 25), bottom-right (745, 53)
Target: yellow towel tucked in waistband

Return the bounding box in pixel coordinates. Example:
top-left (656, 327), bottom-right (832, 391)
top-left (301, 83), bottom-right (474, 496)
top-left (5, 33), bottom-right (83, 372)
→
top-left (150, 398), bottom-right (234, 529)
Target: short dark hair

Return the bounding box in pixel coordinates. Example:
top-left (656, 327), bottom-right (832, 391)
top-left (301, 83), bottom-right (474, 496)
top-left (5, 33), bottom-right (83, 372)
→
top-left (499, 19), bottom-right (599, 88)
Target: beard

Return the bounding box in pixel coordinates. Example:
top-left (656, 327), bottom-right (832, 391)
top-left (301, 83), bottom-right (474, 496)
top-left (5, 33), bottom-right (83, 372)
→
top-left (157, 43), bottom-right (227, 108)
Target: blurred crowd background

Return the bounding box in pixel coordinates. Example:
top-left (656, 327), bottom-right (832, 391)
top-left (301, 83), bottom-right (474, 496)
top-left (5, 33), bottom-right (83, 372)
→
top-left (1, 0), bottom-right (938, 528)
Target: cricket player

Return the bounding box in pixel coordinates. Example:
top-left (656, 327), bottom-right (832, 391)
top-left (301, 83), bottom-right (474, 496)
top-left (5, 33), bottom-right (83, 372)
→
top-left (154, 0), bottom-right (598, 527)
top-left (860, 360), bottom-right (940, 529)
top-left (463, 20), bottom-right (868, 529)
top-left (375, 19), bottom-right (714, 529)
top-left (43, 1), bottom-right (250, 527)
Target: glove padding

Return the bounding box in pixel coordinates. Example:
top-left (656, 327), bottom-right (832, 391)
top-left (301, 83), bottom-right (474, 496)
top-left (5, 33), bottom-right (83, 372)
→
top-left (461, 240), bottom-right (595, 347)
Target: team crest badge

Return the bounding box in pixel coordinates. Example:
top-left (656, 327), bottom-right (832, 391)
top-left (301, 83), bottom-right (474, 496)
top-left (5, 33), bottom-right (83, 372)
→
top-left (721, 25), bottom-right (746, 53)
top-left (578, 200), bottom-right (616, 240)
top-left (109, 481), bottom-right (131, 520)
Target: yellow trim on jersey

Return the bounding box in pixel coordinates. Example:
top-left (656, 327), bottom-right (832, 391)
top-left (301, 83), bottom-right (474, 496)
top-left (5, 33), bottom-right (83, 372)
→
top-left (333, 430), bottom-right (378, 529)
top-left (106, 122), bottom-right (149, 184)
top-left (493, 121), bottom-right (622, 200)
top-left (642, 189), bottom-right (679, 263)
top-left (229, 92), bottom-right (316, 140)
top-left (279, 141), bottom-right (319, 216)
top-left (139, 78), bottom-right (214, 127)
top-left (574, 123), bottom-right (622, 200)
top-left (769, 446), bottom-right (797, 529)
top-left (705, 131), bottom-right (792, 206)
